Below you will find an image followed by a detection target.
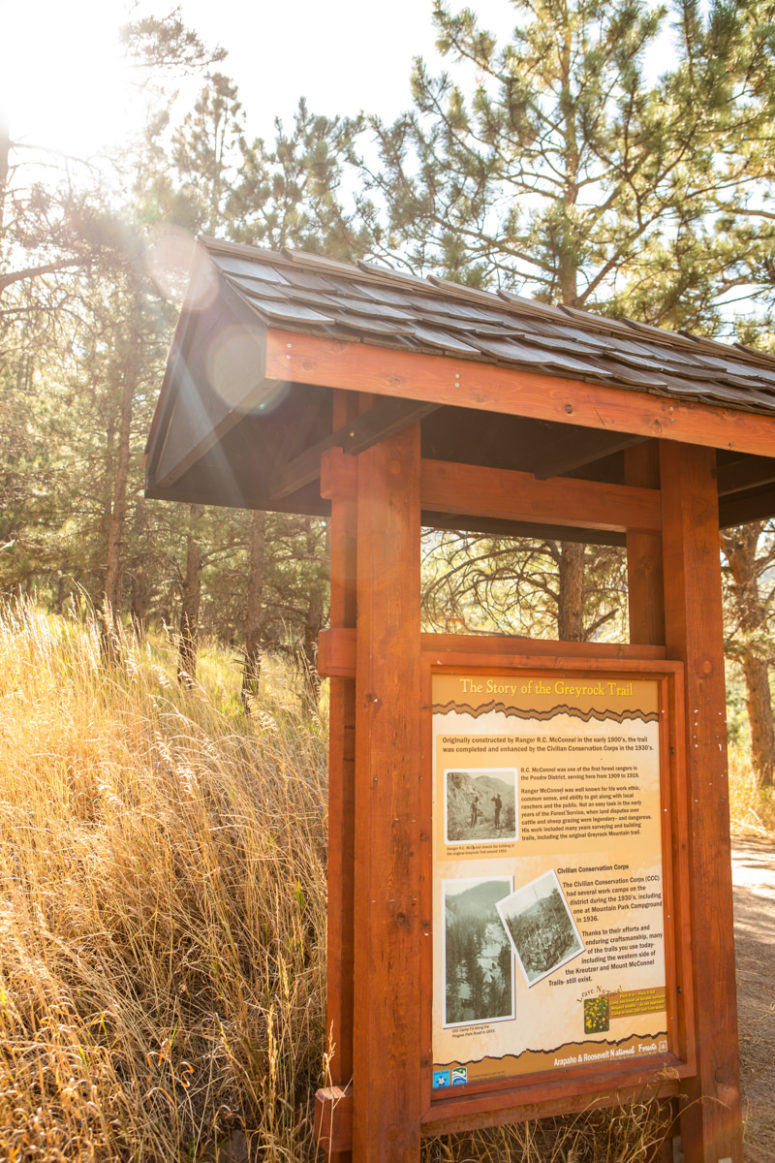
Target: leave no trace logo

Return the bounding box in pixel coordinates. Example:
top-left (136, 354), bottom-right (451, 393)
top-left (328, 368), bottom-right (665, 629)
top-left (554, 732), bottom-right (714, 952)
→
top-left (584, 995), bottom-right (610, 1033)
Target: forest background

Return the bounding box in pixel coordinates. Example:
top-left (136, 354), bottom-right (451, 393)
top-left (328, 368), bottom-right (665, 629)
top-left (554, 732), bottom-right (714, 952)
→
top-left (4, 0), bottom-right (775, 789)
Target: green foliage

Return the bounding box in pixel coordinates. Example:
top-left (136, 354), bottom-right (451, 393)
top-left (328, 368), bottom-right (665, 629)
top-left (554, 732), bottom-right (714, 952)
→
top-left (0, 17), bottom-right (364, 663)
top-left (121, 6), bottom-right (227, 74)
top-left (230, 99), bottom-right (369, 258)
top-left (361, 0), bottom-right (712, 308)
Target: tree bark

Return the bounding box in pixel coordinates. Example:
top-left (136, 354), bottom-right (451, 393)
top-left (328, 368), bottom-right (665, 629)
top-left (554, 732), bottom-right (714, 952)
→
top-left (303, 584), bottom-right (325, 710)
top-left (301, 518), bottom-right (327, 711)
top-left (241, 509), bottom-right (266, 706)
top-left (557, 541), bottom-right (585, 640)
top-left (128, 502), bottom-right (151, 636)
top-left (721, 523), bottom-right (775, 788)
top-left (178, 503), bottom-right (204, 687)
top-left (102, 289), bottom-right (141, 653)
top-left (130, 568), bottom-right (151, 636)
top-left (741, 653), bottom-right (774, 788)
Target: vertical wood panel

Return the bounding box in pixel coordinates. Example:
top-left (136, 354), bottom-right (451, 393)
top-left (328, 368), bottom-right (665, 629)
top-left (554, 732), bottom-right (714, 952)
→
top-left (626, 441), bottom-right (665, 646)
top-left (659, 441), bottom-right (743, 1163)
top-left (629, 443), bottom-right (675, 1162)
top-left (353, 423), bottom-right (423, 1161)
top-left (325, 391), bottom-right (359, 1163)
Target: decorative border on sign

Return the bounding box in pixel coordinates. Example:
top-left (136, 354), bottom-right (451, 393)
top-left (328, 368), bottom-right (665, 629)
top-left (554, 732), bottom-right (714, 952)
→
top-left (433, 1028), bottom-right (669, 1072)
top-left (432, 700), bottom-right (659, 723)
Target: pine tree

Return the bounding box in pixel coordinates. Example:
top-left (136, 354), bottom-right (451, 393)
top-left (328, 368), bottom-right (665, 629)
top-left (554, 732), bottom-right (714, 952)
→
top-left (363, 0), bottom-right (713, 304)
top-left (360, 0), bottom-right (775, 667)
top-left (613, 1), bottom-right (775, 781)
top-left (360, 0), bottom-right (714, 637)
top-left (160, 73), bottom-right (366, 689)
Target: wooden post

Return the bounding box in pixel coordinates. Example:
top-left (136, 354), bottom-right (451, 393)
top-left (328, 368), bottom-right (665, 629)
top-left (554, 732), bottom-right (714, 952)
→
top-left (659, 441), bottom-right (743, 1163)
top-left (325, 392), bottom-right (359, 1163)
top-left (352, 423), bottom-right (423, 1162)
top-left (626, 441), bottom-right (665, 647)
top-left (626, 443), bottom-right (675, 1163)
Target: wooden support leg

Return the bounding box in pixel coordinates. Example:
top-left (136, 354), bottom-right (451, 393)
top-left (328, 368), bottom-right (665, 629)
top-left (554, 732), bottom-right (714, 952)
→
top-left (323, 391), bottom-right (359, 1163)
top-left (352, 423), bottom-right (423, 1162)
top-left (627, 443), bottom-right (679, 1160)
top-left (659, 442), bottom-right (743, 1163)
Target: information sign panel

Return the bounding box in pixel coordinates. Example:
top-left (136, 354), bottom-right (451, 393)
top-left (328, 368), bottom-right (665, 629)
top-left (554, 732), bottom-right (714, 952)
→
top-left (431, 667), bottom-right (672, 1093)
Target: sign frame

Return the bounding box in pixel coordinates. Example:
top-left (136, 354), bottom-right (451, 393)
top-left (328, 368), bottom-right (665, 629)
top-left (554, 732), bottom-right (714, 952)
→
top-left (314, 427), bottom-right (741, 1161)
top-left (419, 651), bottom-right (695, 1135)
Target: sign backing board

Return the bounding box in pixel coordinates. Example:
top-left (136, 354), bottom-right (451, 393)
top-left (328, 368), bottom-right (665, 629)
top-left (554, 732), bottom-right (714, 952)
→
top-left (429, 661), bottom-right (689, 1099)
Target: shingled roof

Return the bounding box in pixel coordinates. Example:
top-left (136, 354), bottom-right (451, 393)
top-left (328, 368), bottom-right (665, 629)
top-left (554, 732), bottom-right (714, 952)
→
top-left (145, 236), bottom-right (775, 540)
top-left (200, 237), bottom-right (775, 415)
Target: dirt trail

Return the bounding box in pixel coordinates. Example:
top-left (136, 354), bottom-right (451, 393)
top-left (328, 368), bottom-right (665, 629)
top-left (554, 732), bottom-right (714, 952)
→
top-left (732, 838), bottom-right (775, 1162)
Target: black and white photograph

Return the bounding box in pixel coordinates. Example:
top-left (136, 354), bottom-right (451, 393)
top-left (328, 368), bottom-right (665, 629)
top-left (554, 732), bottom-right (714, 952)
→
top-left (444, 769), bottom-right (518, 844)
top-left (443, 877), bottom-right (515, 1028)
top-left (496, 870), bottom-right (584, 987)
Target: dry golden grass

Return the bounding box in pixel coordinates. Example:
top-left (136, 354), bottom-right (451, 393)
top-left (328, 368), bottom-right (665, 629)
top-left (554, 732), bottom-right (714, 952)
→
top-left (0, 600), bottom-right (327, 1161)
top-left (728, 746), bottom-right (775, 840)
top-left (0, 600), bottom-right (676, 1161)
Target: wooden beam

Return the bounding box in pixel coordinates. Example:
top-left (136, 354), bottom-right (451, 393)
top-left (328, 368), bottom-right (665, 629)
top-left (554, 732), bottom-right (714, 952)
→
top-left (533, 430), bottom-right (647, 479)
top-left (353, 423), bottom-right (424, 1161)
top-left (272, 396), bottom-right (438, 500)
top-left (318, 627), bottom-right (667, 679)
top-left (659, 441), bottom-right (743, 1163)
top-left (320, 445), bottom-right (357, 501)
top-left (716, 454), bottom-right (775, 497)
top-left (719, 486), bottom-right (775, 528)
top-left (424, 509), bottom-right (626, 547)
top-left (321, 447), bottom-right (656, 538)
top-left (265, 329), bottom-right (775, 459)
top-left (423, 1071), bottom-right (684, 1138)
top-left (421, 458), bottom-right (661, 533)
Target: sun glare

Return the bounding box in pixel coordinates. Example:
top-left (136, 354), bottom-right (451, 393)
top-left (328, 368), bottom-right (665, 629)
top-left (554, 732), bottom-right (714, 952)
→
top-left (0, 0), bottom-right (136, 157)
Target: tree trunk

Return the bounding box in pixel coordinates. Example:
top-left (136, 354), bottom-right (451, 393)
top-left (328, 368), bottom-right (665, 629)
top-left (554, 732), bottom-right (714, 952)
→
top-left (178, 503), bottom-right (204, 688)
top-left (741, 653), bottom-right (775, 788)
top-left (130, 569), bottom-right (151, 636)
top-left (301, 518), bottom-right (327, 711)
top-left (721, 523), bottom-right (775, 788)
top-left (241, 509), bottom-right (266, 706)
top-left (303, 584), bottom-right (324, 710)
top-left (129, 502), bottom-right (151, 635)
top-left (557, 541), bottom-right (585, 641)
top-left (102, 290), bottom-right (142, 654)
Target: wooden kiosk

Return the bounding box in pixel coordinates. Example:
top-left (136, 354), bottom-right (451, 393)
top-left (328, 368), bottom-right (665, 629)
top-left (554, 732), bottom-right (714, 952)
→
top-left (146, 238), bottom-right (775, 1163)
